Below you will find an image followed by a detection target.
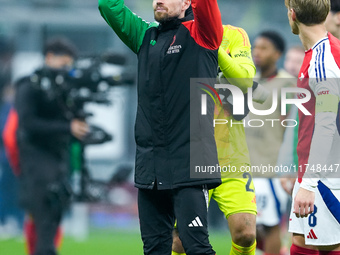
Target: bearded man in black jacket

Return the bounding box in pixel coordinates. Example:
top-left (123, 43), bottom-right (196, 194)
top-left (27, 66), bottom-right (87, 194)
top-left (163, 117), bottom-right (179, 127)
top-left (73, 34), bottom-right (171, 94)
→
top-left (99, 0), bottom-right (223, 254)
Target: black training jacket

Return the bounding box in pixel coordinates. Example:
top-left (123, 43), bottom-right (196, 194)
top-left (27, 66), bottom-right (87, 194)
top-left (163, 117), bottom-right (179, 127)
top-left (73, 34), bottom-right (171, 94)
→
top-left (99, 0), bottom-right (223, 189)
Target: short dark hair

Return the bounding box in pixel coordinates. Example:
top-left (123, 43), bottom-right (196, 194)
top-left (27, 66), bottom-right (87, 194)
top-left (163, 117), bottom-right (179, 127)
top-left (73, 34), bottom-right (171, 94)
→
top-left (331, 0), bottom-right (340, 12)
top-left (258, 30), bottom-right (286, 53)
top-left (43, 37), bottom-right (77, 58)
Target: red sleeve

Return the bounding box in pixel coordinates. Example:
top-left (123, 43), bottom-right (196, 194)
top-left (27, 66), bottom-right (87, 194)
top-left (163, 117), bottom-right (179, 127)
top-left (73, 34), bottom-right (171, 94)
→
top-left (3, 108), bottom-right (20, 176)
top-left (183, 0), bottom-right (223, 50)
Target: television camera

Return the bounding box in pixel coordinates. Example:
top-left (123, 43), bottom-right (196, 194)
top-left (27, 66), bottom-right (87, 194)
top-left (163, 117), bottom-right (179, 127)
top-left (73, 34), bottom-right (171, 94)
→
top-left (30, 52), bottom-right (135, 201)
top-left (30, 52), bottom-right (135, 144)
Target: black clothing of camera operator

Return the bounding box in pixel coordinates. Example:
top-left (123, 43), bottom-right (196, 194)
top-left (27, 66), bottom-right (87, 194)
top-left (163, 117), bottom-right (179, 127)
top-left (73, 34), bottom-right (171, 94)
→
top-left (15, 38), bottom-right (88, 255)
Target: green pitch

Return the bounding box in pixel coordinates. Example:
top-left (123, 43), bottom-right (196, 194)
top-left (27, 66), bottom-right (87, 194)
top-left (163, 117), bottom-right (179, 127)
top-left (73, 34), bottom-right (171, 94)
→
top-left (0, 229), bottom-right (231, 255)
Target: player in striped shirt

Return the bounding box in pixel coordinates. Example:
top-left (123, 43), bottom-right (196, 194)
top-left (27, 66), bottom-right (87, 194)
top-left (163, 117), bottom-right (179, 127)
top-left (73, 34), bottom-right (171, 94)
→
top-left (286, 0), bottom-right (340, 254)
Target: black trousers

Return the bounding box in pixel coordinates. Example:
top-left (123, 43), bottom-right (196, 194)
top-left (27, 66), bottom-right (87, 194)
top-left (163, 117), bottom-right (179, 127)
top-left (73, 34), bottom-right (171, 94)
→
top-left (138, 186), bottom-right (215, 255)
top-left (19, 144), bottom-right (70, 255)
top-left (30, 196), bottom-right (62, 255)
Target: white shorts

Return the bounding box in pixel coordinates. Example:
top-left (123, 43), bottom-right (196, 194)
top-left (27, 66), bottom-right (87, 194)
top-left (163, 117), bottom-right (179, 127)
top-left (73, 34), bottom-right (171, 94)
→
top-left (254, 178), bottom-right (289, 226)
top-left (289, 180), bottom-right (340, 246)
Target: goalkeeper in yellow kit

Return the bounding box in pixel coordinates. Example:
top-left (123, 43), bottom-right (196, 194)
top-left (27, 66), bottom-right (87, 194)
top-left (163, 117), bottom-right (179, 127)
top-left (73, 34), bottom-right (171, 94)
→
top-left (172, 25), bottom-right (258, 255)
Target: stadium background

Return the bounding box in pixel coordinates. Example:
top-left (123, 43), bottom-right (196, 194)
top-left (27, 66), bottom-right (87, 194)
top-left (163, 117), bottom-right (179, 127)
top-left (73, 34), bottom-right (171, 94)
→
top-left (0, 0), bottom-right (297, 254)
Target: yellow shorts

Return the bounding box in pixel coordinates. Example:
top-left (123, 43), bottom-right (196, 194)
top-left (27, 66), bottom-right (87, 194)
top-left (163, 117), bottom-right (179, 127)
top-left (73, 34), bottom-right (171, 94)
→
top-left (210, 165), bottom-right (257, 219)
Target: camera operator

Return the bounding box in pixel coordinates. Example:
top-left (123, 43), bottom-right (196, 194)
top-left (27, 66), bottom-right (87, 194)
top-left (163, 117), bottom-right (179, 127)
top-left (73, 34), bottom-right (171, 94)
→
top-left (15, 37), bottom-right (88, 255)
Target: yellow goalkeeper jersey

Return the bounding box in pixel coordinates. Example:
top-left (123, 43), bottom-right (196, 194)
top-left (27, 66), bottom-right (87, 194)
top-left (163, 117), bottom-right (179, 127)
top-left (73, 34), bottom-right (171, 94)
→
top-left (214, 25), bottom-right (256, 177)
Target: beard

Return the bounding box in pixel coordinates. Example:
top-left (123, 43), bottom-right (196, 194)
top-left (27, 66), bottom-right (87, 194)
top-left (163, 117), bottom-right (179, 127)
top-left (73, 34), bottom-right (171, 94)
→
top-left (290, 21), bottom-right (299, 35)
top-left (292, 25), bottom-right (299, 35)
top-left (154, 8), bottom-right (181, 23)
top-left (154, 11), bottom-right (170, 22)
